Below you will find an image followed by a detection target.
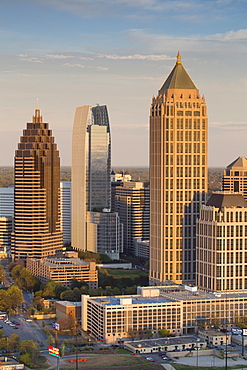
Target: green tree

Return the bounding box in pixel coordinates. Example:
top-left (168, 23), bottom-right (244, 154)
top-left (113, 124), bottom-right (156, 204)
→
top-left (42, 280), bottom-right (57, 298)
top-left (145, 329), bottom-right (153, 338)
top-left (0, 337), bottom-right (8, 350)
top-left (159, 329), bottom-right (170, 337)
top-left (0, 290), bottom-right (11, 312)
top-left (19, 339), bottom-right (37, 353)
top-left (8, 334), bottom-right (20, 350)
top-left (19, 353), bottom-right (32, 367)
top-left (47, 335), bottom-right (55, 346)
top-left (11, 265), bottom-right (24, 284)
top-left (7, 285), bottom-right (23, 311)
top-left (60, 289), bottom-right (75, 301)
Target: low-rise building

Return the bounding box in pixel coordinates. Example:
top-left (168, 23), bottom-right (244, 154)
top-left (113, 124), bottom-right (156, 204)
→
top-left (26, 254), bottom-right (98, 288)
top-left (125, 336), bottom-right (206, 354)
top-left (55, 301), bottom-right (81, 322)
top-left (198, 329), bottom-right (230, 346)
top-left (81, 285), bottom-right (247, 343)
top-left (0, 356), bottom-right (24, 369)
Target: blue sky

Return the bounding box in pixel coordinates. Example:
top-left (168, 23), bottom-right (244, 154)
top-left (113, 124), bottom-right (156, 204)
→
top-left (1, 0), bottom-right (247, 167)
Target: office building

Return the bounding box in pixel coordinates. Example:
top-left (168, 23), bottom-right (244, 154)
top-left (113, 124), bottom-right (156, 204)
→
top-left (60, 181), bottom-right (71, 244)
top-left (26, 252), bottom-right (98, 288)
top-left (222, 156), bottom-right (247, 200)
top-left (87, 210), bottom-right (122, 259)
top-left (149, 52), bottom-right (208, 285)
top-left (72, 105), bottom-right (122, 258)
top-left (0, 216), bottom-right (13, 257)
top-left (11, 107), bottom-right (63, 260)
top-left (133, 239), bottom-right (149, 259)
top-left (197, 192), bottom-right (247, 291)
top-left (113, 181), bottom-right (149, 254)
top-left (0, 187), bottom-right (14, 217)
top-left (81, 285), bottom-right (247, 343)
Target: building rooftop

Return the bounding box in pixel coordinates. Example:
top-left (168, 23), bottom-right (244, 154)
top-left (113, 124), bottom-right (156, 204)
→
top-left (57, 301), bottom-right (82, 307)
top-left (206, 192), bottom-right (247, 210)
top-left (159, 52), bottom-right (197, 92)
top-left (226, 156), bottom-right (247, 169)
top-left (126, 336), bottom-right (204, 349)
top-left (91, 295), bottom-right (175, 306)
top-left (29, 257), bottom-right (89, 267)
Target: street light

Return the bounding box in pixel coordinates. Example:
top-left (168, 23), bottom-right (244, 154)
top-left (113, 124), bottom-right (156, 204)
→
top-left (196, 338), bottom-right (200, 370)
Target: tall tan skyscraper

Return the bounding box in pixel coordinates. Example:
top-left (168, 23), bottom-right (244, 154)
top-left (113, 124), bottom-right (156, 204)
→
top-left (149, 53), bottom-right (208, 285)
top-left (12, 107), bottom-right (63, 260)
top-left (222, 156), bottom-right (247, 201)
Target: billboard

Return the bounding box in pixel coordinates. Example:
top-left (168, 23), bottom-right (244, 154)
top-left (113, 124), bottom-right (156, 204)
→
top-left (52, 322), bottom-right (60, 330)
top-left (48, 346), bottom-right (60, 358)
top-left (231, 328), bottom-right (242, 335)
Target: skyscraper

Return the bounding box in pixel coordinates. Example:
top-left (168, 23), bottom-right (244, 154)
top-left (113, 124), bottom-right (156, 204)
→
top-left (197, 192), bottom-right (247, 291)
top-left (149, 53), bottom-right (208, 285)
top-left (12, 107), bottom-right (63, 260)
top-left (72, 105), bottom-right (122, 258)
top-left (222, 156), bottom-right (247, 201)
top-left (60, 181), bottom-right (71, 244)
top-left (113, 181), bottom-right (150, 254)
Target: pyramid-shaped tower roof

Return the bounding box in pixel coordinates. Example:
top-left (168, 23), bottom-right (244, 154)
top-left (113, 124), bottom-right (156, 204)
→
top-left (159, 52), bottom-right (197, 93)
top-left (226, 156), bottom-right (247, 169)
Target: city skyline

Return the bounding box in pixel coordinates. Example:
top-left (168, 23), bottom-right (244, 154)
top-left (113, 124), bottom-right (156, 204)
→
top-left (1, 1), bottom-right (247, 168)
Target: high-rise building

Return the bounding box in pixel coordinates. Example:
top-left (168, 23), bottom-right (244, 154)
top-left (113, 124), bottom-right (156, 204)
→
top-left (222, 156), bottom-right (247, 201)
top-left (149, 53), bottom-right (208, 285)
top-left (0, 187), bottom-right (14, 217)
top-left (197, 192), bottom-right (247, 291)
top-left (72, 105), bottom-right (122, 258)
top-left (60, 181), bottom-right (71, 244)
top-left (113, 181), bottom-right (150, 254)
top-left (11, 107), bottom-right (63, 260)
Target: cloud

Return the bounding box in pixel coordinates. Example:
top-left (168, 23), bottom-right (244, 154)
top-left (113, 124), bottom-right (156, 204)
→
top-left (62, 63), bottom-right (85, 68)
top-left (210, 121), bottom-right (247, 129)
top-left (45, 54), bottom-right (74, 59)
top-left (98, 53), bottom-right (175, 61)
top-left (206, 29), bottom-right (247, 41)
top-left (3, 71), bottom-right (44, 77)
top-left (18, 56), bottom-right (43, 63)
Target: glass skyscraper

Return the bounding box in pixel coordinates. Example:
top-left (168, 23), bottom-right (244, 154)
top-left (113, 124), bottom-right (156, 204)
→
top-left (72, 105), bottom-right (123, 258)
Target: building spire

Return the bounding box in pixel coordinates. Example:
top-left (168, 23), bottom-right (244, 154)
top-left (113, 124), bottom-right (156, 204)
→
top-left (176, 51), bottom-right (181, 65)
top-left (35, 98), bottom-right (41, 119)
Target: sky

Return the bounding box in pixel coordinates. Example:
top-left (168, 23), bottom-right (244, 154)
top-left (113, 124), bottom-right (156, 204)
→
top-left (1, 0), bottom-right (247, 167)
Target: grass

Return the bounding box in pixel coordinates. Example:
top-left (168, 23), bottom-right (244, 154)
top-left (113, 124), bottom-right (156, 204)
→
top-left (117, 348), bottom-right (132, 354)
top-left (105, 269), bottom-right (148, 280)
top-left (173, 365), bottom-right (247, 370)
top-left (59, 355), bottom-right (164, 369)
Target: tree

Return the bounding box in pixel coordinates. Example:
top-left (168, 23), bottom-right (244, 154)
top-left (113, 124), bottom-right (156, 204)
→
top-left (19, 353), bottom-right (32, 368)
top-left (33, 296), bottom-right (44, 311)
top-left (145, 329), bottom-right (153, 339)
top-left (42, 280), bottom-right (57, 298)
top-left (0, 337), bottom-right (8, 350)
top-left (60, 289), bottom-right (75, 301)
top-left (8, 334), bottom-right (20, 350)
top-left (159, 329), bottom-right (170, 337)
top-left (7, 285), bottom-right (23, 312)
top-left (0, 290), bottom-right (11, 312)
top-left (0, 266), bottom-right (5, 283)
top-left (47, 335), bottom-right (55, 346)
top-left (128, 329), bottom-right (138, 341)
top-left (19, 339), bottom-right (37, 353)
